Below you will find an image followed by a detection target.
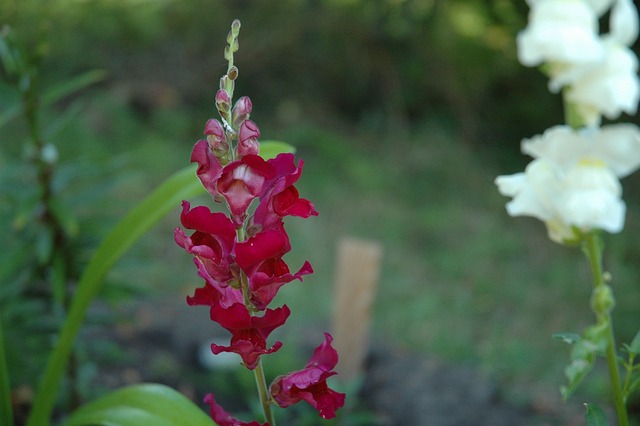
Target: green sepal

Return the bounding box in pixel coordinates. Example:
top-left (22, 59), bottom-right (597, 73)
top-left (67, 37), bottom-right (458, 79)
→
top-left (584, 403), bottom-right (609, 426)
top-left (61, 383), bottom-right (213, 426)
top-left (259, 140), bottom-right (296, 160)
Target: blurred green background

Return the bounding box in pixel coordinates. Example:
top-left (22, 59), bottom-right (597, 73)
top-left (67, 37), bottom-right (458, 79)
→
top-left (2, 0), bottom-right (640, 423)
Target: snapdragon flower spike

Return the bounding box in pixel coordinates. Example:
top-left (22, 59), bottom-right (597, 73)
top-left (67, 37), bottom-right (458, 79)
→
top-left (270, 333), bottom-right (346, 419)
top-left (204, 394), bottom-right (267, 426)
top-left (209, 302), bottom-right (290, 369)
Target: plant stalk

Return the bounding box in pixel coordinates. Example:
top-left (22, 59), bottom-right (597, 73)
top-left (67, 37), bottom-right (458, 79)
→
top-left (254, 359), bottom-right (276, 425)
top-left (584, 233), bottom-right (629, 426)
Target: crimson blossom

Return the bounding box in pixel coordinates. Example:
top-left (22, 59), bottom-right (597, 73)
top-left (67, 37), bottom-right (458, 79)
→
top-left (270, 333), bottom-right (346, 419)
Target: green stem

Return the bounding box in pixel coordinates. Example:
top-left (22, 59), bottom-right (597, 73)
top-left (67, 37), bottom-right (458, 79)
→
top-left (254, 359), bottom-right (276, 425)
top-left (235, 228), bottom-right (274, 424)
top-left (0, 312), bottom-right (14, 426)
top-left (584, 233), bottom-right (629, 426)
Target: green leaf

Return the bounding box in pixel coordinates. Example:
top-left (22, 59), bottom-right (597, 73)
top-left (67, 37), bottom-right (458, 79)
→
top-left (629, 330), bottom-right (640, 355)
top-left (0, 314), bottom-right (14, 426)
top-left (62, 383), bottom-right (213, 426)
top-left (553, 332), bottom-right (581, 345)
top-left (584, 403), bottom-right (608, 426)
top-left (26, 164), bottom-right (206, 426)
top-left (561, 338), bottom-right (598, 400)
top-left (259, 140), bottom-right (295, 160)
top-left (42, 69), bottom-right (107, 106)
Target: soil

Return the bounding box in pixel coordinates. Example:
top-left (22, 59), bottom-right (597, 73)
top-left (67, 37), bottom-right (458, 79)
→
top-left (70, 298), bottom-right (598, 426)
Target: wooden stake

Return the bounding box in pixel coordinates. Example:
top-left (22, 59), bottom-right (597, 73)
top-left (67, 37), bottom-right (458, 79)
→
top-left (333, 237), bottom-right (383, 382)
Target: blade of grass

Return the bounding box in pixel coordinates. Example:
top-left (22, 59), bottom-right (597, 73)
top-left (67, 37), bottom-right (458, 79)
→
top-left (26, 164), bottom-right (205, 426)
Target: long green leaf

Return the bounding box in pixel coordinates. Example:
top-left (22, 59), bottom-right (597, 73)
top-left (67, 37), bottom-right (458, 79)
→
top-left (259, 140), bottom-right (295, 159)
top-left (26, 164), bottom-right (205, 426)
top-left (42, 69), bottom-right (107, 106)
top-left (62, 383), bottom-right (213, 426)
top-left (0, 69), bottom-right (107, 128)
top-left (0, 313), bottom-right (14, 426)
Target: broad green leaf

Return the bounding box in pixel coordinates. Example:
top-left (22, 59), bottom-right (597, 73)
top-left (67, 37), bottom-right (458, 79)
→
top-left (584, 403), bottom-right (608, 426)
top-left (62, 383), bottom-right (213, 426)
top-left (259, 140), bottom-right (295, 160)
top-left (27, 164), bottom-right (206, 426)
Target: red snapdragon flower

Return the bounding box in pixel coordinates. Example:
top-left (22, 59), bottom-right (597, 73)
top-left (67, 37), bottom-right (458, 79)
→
top-left (253, 153), bottom-right (318, 232)
top-left (270, 333), bottom-right (346, 419)
top-left (217, 155), bottom-right (275, 226)
top-left (237, 119), bottom-right (259, 157)
top-left (174, 201), bottom-right (237, 287)
top-left (186, 280), bottom-right (242, 311)
top-left (191, 139), bottom-right (224, 198)
top-left (236, 227), bottom-right (313, 310)
top-left (209, 302), bottom-right (290, 369)
top-left (204, 393), bottom-right (267, 426)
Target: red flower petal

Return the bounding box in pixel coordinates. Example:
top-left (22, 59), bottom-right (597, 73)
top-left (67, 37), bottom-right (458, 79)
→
top-left (270, 333), bottom-right (345, 419)
top-left (204, 393), bottom-right (267, 426)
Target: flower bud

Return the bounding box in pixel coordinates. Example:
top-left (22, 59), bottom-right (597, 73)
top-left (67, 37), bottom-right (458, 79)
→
top-left (591, 284), bottom-right (615, 315)
top-left (216, 89), bottom-right (232, 119)
top-left (232, 96), bottom-right (252, 128)
top-left (227, 66), bottom-right (238, 81)
top-left (237, 119), bottom-right (260, 157)
top-left (204, 118), bottom-right (229, 156)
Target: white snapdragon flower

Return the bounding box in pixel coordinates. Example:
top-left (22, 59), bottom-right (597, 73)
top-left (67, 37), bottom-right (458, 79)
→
top-left (495, 125), bottom-right (640, 243)
top-left (548, 0), bottom-right (640, 125)
top-left (517, 0), bottom-right (603, 67)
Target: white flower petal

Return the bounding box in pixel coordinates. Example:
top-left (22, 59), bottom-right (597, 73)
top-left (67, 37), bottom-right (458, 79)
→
top-left (517, 0), bottom-right (603, 66)
top-left (610, 0), bottom-right (639, 46)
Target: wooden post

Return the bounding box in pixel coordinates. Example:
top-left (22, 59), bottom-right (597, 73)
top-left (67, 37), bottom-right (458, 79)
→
top-left (333, 237), bottom-right (383, 383)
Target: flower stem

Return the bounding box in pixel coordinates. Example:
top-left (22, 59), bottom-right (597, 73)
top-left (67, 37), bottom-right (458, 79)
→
top-left (254, 358), bottom-right (276, 425)
top-left (583, 233), bottom-right (629, 426)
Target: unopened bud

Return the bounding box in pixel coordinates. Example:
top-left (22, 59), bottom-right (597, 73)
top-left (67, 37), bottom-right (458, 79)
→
top-left (231, 19), bottom-right (241, 34)
top-left (227, 66), bottom-right (238, 81)
top-left (216, 89), bottom-right (232, 118)
top-left (237, 119), bottom-right (260, 157)
top-left (591, 284), bottom-right (615, 315)
top-left (204, 119), bottom-right (229, 156)
top-left (232, 96), bottom-right (252, 128)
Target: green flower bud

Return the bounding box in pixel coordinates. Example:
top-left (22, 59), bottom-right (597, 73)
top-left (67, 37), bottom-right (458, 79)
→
top-left (590, 284), bottom-right (615, 316)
